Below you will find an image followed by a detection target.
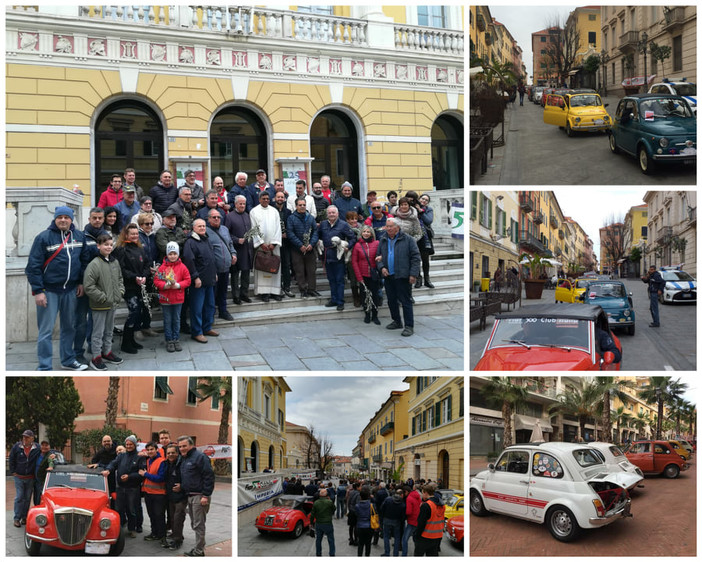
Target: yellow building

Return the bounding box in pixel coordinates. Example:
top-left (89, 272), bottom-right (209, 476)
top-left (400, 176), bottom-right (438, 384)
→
top-left (395, 376), bottom-right (464, 489)
top-left (539, 191), bottom-right (566, 263)
top-left (6, 5), bottom-right (464, 208)
top-left (237, 376), bottom-right (290, 476)
top-left (565, 6), bottom-right (601, 88)
top-left (362, 390), bottom-right (409, 481)
top-left (469, 6), bottom-right (493, 64)
top-left (623, 203), bottom-right (648, 276)
top-left (285, 421), bottom-right (316, 470)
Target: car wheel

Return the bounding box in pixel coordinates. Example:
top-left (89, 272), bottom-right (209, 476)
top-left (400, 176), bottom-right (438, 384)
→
top-left (663, 464), bottom-right (680, 479)
top-left (24, 533), bottom-right (41, 556)
top-left (639, 146), bottom-right (655, 174)
top-left (469, 489), bottom-right (488, 517)
top-left (609, 133), bottom-right (619, 153)
top-left (109, 529), bottom-right (125, 556)
top-left (566, 122), bottom-right (574, 137)
top-left (546, 506), bottom-right (581, 542)
top-left (292, 520), bottom-right (304, 539)
top-left (628, 324), bottom-right (635, 336)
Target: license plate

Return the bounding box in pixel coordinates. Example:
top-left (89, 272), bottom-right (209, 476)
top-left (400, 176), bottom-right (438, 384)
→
top-left (618, 318), bottom-right (626, 322)
top-left (593, 119), bottom-right (604, 125)
top-left (85, 542), bottom-right (111, 555)
top-left (681, 293), bottom-right (692, 298)
top-left (684, 159), bottom-right (695, 165)
top-left (265, 516), bottom-right (274, 526)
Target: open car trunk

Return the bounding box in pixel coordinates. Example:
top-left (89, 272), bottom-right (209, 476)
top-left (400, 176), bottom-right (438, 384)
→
top-left (589, 473), bottom-right (638, 514)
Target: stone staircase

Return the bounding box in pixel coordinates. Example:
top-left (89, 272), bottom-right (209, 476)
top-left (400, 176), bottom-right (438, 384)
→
top-left (115, 235), bottom-right (464, 328)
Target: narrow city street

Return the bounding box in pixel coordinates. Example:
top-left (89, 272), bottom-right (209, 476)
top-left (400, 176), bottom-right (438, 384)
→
top-left (470, 276), bottom-right (697, 371)
top-left (470, 456), bottom-right (696, 556)
top-left (473, 95), bottom-right (697, 185)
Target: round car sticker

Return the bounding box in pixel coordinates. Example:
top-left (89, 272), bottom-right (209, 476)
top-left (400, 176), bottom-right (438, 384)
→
top-left (538, 465), bottom-right (546, 472)
top-left (544, 471), bottom-right (551, 477)
top-left (534, 454), bottom-right (539, 461)
top-left (552, 472), bottom-right (558, 478)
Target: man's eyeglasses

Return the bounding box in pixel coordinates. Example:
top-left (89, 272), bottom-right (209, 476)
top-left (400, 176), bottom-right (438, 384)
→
top-left (371, 206), bottom-right (381, 210)
top-left (144, 222), bottom-right (154, 226)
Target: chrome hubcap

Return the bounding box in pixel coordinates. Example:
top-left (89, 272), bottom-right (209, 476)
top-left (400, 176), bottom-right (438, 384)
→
top-left (471, 494), bottom-right (481, 512)
top-left (552, 511), bottom-right (572, 536)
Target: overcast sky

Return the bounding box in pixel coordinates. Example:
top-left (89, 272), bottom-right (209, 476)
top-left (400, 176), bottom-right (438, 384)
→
top-left (488, 5), bottom-right (576, 84)
top-left (285, 376), bottom-right (410, 456)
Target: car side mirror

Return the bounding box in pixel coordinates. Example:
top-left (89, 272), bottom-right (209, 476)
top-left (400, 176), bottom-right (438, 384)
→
top-left (604, 103), bottom-right (609, 108)
top-left (488, 463), bottom-right (495, 472)
top-left (603, 351), bottom-right (615, 365)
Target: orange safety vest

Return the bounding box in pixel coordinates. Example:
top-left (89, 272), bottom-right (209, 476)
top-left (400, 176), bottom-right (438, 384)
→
top-left (420, 500), bottom-right (445, 540)
top-left (142, 455), bottom-right (166, 495)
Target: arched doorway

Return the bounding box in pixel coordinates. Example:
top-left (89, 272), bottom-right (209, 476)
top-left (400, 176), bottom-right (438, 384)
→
top-left (414, 453), bottom-right (421, 481)
top-left (250, 440), bottom-right (259, 473)
top-left (438, 449), bottom-right (450, 488)
top-left (431, 114), bottom-right (463, 190)
top-left (95, 100), bottom-right (164, 203)
top-left (238, 437), bottom-right (245, 477)
top-left (268, 445), bottom-right (275, 470)
top-left (310, 110), bottom-right (359, 198)
top-left (210, 106), bottom-right (268, 186)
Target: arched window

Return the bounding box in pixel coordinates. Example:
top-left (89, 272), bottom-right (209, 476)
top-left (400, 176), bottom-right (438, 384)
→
top-left (268, 445), bottom-right (275, 470)
top-left (250, 441), bottom-right (259, 472)
top-left (210, 106), bottom-right (268, 186)
top-left (431, 115), bottom-right (463, 190)
top-left (310, 110), bottom-right (359, 198)
top-left (95, 100), bottom-right (164, 203)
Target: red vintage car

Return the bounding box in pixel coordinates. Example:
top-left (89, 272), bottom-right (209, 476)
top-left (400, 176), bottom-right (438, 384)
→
top-left (625, 440), bottom-right (690, 478)
top-left (445, 515), bottom-right (463, 549)
top-left (474, 304), bottom-right (622, 371)
top-left (24, 465), bottom-right (123, 556)
top-left (254, 495), bottom-right (314, 539)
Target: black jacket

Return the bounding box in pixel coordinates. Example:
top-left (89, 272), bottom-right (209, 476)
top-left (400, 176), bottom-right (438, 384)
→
top-left (377, 230), bottom-right (421, 279)
top-left (183, 231), bottom-right (217, 287)
top-left (165, 455), bottom-right (186, 502)
top-left (180, 447), bottom-right (215, 497)
top-left (113, 242), bottom-right (150, 297)
top-left (105, 449), bottom-right (143, 489)
top-left (150, 182), bottom-right (179, 215)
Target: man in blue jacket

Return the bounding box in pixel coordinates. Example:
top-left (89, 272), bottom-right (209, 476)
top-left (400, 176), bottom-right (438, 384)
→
top-left (177, 435), bottom-right (215, 557)
top-left (25, 206), bottom-right (91, 370)
top-left (377, 218), bottom-right (420, 337)
top-left (642, 265), bottom-right (666, 327)
top-left (9, 429), bottom-right (41, 527)
top-left (102, 435), bottom-right (143, 537)
top-left (287, 198), bottom-right (320, 297)
top-left (318, 206), bottom-right (356, 311)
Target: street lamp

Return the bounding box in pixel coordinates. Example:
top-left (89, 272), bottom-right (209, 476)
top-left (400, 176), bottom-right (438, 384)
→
top-left (639, 31), bottom-right (649, 91)
top-left (600, 49), bottom-right (609, 96)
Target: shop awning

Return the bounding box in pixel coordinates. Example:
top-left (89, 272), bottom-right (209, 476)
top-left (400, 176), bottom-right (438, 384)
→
top-left (514, 414), bottom-right (553, 432)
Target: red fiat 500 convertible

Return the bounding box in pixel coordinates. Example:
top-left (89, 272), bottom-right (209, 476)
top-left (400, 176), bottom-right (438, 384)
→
top-left (254, 495), bottom-right (314, 539)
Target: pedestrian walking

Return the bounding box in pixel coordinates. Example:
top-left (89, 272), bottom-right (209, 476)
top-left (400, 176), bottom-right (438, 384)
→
top-left (518, 82), bottom-right (526, 105)
top-left (642, 265), bottom-right (665, 327)
top-left (336, 479), bottom-right (348, 519)
top-left (402, 484), bottom-right (421, 556)
top-left (9, 430), bottom-right (41, 526)
top-left (310, 488), bottom-right (336, 556)
top-left (380, 489), bottom-right (406, 556)
top-left (355, 487), bottom-right (373, 556)
top-left (347, 482), bottom-right (360, 545)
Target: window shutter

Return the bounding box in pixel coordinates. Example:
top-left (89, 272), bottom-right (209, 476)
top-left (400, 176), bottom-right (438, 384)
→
top-left (488, 199), bottom-right (493, 229)
top-left (471, 191), bottom-right (478, 220)
top-left (434, 403), bottom-right (441, 427)
top-left (479, 194), bottom-right (484, 225)
top-left (447, 394), bottom-right (453, 421)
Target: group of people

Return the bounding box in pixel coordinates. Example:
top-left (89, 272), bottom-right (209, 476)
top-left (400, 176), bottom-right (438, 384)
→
top-left (26, 167), bottom-right (437, 370)
top-left (282, 477), bottom-right (445, 557)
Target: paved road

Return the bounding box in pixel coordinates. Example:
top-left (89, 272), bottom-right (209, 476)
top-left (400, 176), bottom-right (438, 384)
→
top-left (472, 94), bottom-right (696, 185)
top-left (470, 456), bottom-right (696, 556)
top-left (469, 277), bottom-right (696, 371)
top-left (6, 478), bottom-right (232, 556)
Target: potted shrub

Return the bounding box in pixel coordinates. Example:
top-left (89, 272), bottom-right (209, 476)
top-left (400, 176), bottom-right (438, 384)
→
top-left (520, 252), bottom-right (547, 299)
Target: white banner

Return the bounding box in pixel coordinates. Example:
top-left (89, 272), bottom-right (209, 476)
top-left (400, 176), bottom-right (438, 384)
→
top-left (291, 470), bottom-right (317, 480)
top-left (135, 442), bottom-right (232, 459)
top-left (238, 475), bottom-right (284, 511)
top-left (450, 202), bottom-right (464, 239)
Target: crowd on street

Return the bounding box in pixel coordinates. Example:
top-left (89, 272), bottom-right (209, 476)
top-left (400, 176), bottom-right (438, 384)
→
top-left (24, 168), bottom-right (438, 371)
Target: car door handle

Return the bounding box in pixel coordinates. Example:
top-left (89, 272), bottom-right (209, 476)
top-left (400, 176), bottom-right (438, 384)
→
top-left (519, 480), bottom-right (530, 484)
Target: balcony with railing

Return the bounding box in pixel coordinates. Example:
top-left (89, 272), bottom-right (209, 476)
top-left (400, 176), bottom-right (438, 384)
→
top-left (663, 6), bottom-right (686, 32)
top-left (519, 193), bottom-right (535, 213)
top-left (656, 226), bottom-right (674, 245)
top-left (372, 453), bottom-right (383, 463)
top-left (380, 421), bottom-right (394, 436)
top-left (558, 229), bottom-right (565, 240)
top-left (618, 30), bottom-right (639, 52)
top-left (367, 433), bottom-right (377, 444)
top-left (550, 214), bottom-right (559, 229)
top-left (533, 210), bottom-right (544, 224)
top-left (519, 229), bottom-right (547, 255)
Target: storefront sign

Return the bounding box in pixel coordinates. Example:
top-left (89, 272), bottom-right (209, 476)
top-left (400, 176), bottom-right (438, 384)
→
top-left (450, 202), bottom-right (464, 239)
top-left (470, 414), bottom-right (503, 427)
top-left (281, 161), bottom-right (308, 194)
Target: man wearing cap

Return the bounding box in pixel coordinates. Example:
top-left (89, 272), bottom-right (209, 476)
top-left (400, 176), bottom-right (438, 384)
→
top-left (334, 182), bottom-right (363, 218)
top-left (9, 430), bottom-right (41, 527)
top-left (115, 185), bottom-right (141, 227)
top-left (249, 191), bottom-right (283, 303)
top-left (246, 169), bottom-right (275, 212)
top-left (25, 206), bottom-right (91, 370)
top-left (156, 208), bottom-right (188, 262)
top-left (103, 435), bottom-right (143, 537)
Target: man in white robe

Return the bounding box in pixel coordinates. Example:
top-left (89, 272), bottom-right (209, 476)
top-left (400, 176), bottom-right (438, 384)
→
top-left (249, 191), bottom-right (283, 302)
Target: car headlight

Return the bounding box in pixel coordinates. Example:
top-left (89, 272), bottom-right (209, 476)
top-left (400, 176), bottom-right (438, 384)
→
top-left (603, 115), bottom-right (610, 122)
top-left (99, 518), bottom-right (111, 530)
top-left (574, 117), bottom-right (581, 123)
top-left (36, 514), bottom-right (48, 527)
top-left (659, 137), bottom-right (669, 148)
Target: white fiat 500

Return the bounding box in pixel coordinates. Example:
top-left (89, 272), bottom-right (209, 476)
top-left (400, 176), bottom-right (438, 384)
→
top-left (587, 442), bottom-right (645, 488)
top-left (470, 442), bottom-right (640, 542)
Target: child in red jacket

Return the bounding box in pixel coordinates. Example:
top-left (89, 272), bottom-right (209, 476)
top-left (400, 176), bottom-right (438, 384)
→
top-left (153, 242), bottom-right (191, 352)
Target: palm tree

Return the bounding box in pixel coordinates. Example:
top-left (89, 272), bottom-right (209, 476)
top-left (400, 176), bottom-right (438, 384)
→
top-left (550, 379), bottom-right (602, 442)
top-left (682, 402), bottom-right (696, 437)
top-left (480, 377), bottom-right (528, 449)
top-left (596, 377), bottom-right (636, 443)
top-left (611, 405), bottom-right (632, 444)
top-left (105, 377), bottom-right (120, 427)
top-left (196, 377), bottom-right (232, 473)
top-left (638, 377), bottom-right (688, 439)
top-left (631, 411), bottom-right (651, 440)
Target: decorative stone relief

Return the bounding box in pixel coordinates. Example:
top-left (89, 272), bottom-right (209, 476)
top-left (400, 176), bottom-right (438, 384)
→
top-left (206, 49), bottom-right (221, 65)
top-left (179, 47), bottom-right (194, 64)
top-left (151, 44), bottom-right (166, 62)
top-left (351, 61), bottom-right (364, 76)
top-left (373, 63), bottom-right (386, 78)
top-left (417, 66), bottom-right (428, 81)
top-left (307, 57), bottom-right (320, 74)
top-left (396, 65), bottom-right (408, 80)
top-left (437, 68), bottom-right (448, 83)
top-left (54, 35), bottom-right (73, 54)
top-left (121, 41), bottom-right (137, 59)
top-left (259, 53), bottom-right (272, 70)
top-left (88, 38), bottom-right (106, 56)
top-left (330, 58), bottom-right (342, 75)
top-left (457, 70), bottom-right (464, 84)
top-left (232, 51), bottom-right (247, 68)
top-left (283, 55), bottom-right (296, 71)
top-left (19, 32), bottom-right (39, 51)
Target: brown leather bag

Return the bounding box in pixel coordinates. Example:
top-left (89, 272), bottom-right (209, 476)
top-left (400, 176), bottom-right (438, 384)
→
top-left (254, 248), bottom-right (280, 273)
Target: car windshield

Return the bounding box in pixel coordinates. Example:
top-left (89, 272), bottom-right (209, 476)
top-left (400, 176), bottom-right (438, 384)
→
top-left (609, 446), bottom-right (625, 458)
top-left (569, 95), bottom-right (602, 107)
top-left (640, 98), bottom-right (693, 118)
top-left (586, 283), bottom-right (626, 298)
top-left (46, 471), bottom-right (106, 492)
top-left (446, 495), bottom-right (463, 508)
top-left (489, 317), bottom-right (591, 350)
top-left (672, 83), bottom-right (696, 96)
top-left (572, 448), bottom-right (605, 467)
top-left (272, 497), bottom-right (302, 508)
top-left (661, 270), bottom-right (695, 281)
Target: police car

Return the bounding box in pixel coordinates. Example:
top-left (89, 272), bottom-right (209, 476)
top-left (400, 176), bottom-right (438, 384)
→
top-left (659, 265), bottom-right (696, 304)
top-left (649, 78), bottom-right (696, 115)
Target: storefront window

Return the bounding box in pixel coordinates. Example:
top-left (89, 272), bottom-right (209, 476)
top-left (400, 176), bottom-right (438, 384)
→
top-left (470, 423), bottom-right (504, 456)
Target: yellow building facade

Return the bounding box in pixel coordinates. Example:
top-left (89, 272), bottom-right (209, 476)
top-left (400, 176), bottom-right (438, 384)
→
top-left (6, 5), bottom-right (463, 209)
top-left (395, 376), bottom-right (464, 489)
top-left (363, 390), bottom-right (409, 481)
top-left (237, 376), bottom-right (290, 476)
top-left (469, 6), bottom-right (493, 64)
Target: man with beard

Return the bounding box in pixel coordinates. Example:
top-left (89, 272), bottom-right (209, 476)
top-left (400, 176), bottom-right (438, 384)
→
top-left (88, 434), bottom-right (118, 508)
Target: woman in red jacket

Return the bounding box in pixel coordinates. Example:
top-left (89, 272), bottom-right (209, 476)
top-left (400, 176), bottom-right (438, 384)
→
top-left (153, 241), bottom-right (191, 352)
top-left (351, 225), bottom-right (381, 325)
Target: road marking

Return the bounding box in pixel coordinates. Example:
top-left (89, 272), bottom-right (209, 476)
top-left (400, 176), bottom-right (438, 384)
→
top-left (664, 365), bottom-right (674, 371)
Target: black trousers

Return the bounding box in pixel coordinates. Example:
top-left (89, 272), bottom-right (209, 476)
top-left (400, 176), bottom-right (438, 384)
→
top-left (230, 264), bottom-right (250, 299)
top-left (280, 240), bottom-right (293, 290)
top-left (215, 270), bottom-right (230, 314)
top-left (414, 537), bottom-right (441, 556)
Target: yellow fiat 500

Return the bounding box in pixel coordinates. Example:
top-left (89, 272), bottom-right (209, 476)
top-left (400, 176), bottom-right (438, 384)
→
top-left (543, 92), bottom-right (612, 137)
top-left (554, 278), bottom-right (590, 304)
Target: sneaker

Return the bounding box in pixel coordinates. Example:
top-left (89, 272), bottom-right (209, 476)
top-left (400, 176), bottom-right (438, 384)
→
top-left (166, 341), bottom-right (176, 353)
top-left (386, 321), bottom-right (403, 330)
top-left (174, 340), bottom-right (182, 352)
top-left (168, 541), bottom-right (183, 551)
top-left (62, 360), bottom-right (88, 371)
top-left (90, 356), bottom-right (108, 371)
top-left (401, 327), bottom-right (414, 337)
top-left (324, 300), bottom-right (336, 307)
top-left (184, 548), bottom-right (205, 557)
top-left (102, 351), bottom-right (124, 364)
top-left (144, 534), bottom-right (159, 541)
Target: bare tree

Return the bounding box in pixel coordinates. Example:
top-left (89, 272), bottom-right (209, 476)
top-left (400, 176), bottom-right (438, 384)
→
top-left (304, 425), bottom-right (334, 476)
top-left (317, 434), bottom-right (334, 476)
top-left (542, 16), bottom-right (581, 86)
top-left (600, 215), bottom-right (627, 275)
top-left (304, 425), bottom-right (320, 469)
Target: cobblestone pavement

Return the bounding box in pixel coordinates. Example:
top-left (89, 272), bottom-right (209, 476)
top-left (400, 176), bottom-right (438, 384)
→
top-left (470, 458), bottom-right (696, 556)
